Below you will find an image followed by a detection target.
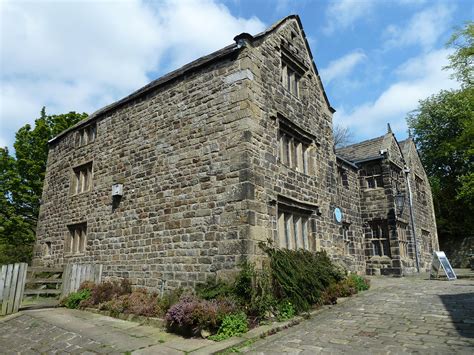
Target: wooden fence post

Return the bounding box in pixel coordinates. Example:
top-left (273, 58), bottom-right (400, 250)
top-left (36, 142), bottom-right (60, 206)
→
top-left (0, 263), bottom-right (28, 316)
top-left (61, 263), bottom-right (103, 298)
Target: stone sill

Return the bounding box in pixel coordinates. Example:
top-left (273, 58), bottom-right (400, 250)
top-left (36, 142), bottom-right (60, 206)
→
top-left (64, 253), bottom-right (87, 257)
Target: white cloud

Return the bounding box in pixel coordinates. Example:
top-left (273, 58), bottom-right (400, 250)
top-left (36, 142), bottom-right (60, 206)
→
top-left (320, 50), bottom-right (366, 84)
top-left (383, 3), bottom-right (454, 50)
top-left (323, 0), bottom-right (376, 35)
top-left (334, 49), bottom-right (459, 140)
top-left (0, 0), bottom-right (265, 150)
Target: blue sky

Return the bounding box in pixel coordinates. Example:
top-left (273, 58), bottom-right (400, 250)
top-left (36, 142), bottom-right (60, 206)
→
top-left (1, 0), bottom-right (472, 151)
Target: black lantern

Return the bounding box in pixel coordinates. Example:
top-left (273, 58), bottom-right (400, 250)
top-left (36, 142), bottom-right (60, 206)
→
top-left (395, 191), bottom-right (405, 215)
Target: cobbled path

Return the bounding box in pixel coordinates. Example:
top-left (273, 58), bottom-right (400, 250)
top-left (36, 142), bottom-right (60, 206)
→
top-left (243, 276), bottom-right (474, 354)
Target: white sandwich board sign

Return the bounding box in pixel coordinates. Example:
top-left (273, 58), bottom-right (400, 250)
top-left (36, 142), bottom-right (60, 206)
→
top-left (430, 251), bottom-right (457, 280)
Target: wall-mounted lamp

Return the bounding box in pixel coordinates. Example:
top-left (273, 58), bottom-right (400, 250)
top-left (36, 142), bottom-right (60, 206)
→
top-left (395, 190), bottom-right (405, 216)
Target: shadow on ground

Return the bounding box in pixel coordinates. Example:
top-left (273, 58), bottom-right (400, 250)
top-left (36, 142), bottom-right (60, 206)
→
top-left (439, 292), bottom-right (474, 338)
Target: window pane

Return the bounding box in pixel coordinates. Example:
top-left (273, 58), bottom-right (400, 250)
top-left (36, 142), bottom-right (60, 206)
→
top-left (302, 218), bottom-right (309, 250)
top-left (303, 146), bottom-right (308, 174)
top-left (278, 212), bottom-right (286, 248)
top-left (285, 214), bottom-right (293, 249)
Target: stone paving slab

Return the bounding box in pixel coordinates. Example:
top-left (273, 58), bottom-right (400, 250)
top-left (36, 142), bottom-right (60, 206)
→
top-left (0, 308), bottom-right (212, 354)
top-left (242, 275), bottom-right (474, 354)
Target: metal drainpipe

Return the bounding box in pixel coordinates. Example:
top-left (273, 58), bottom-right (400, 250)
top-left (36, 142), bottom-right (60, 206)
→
top-left (404, 167), bottom-right (420, 273)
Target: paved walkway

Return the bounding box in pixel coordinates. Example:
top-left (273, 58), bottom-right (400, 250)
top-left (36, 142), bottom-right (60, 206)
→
top-left (0, 308), bottom-right (211, 354)
top-left (243, 276), bottom-right (474, 354)
top-left (0, 275), bottom-right (473, 354)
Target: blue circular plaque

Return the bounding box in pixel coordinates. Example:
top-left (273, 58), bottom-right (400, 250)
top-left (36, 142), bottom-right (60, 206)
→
top-left (334, 207), bottom-right (343, 223)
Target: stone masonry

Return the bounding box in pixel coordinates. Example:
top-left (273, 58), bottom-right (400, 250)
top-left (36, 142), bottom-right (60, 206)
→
top-left (34, 15), bottom-right (439, 288)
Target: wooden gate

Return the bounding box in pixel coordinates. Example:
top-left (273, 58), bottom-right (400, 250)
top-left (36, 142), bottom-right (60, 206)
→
top-left (0, 263), bottom-right (28, 315)
top-left (61, 263), bottom-right (103, 298)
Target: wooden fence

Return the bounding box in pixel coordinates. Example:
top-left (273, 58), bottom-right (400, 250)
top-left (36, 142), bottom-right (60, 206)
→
top-left (0, 263), bottom-right (28, 316)
top-left (61, 264), bottom-right (103, 298)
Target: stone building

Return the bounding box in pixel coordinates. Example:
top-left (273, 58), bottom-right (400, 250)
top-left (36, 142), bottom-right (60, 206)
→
top-left (33, 15), bottom-right (438, 288)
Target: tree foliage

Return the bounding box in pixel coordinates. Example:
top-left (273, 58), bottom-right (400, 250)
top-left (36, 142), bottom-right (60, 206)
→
top-left (445, 21), bottom-right (474, 88)
top-left (407, 21), bottom-right (474, 248)
top-left (0, 108), bottom-right (87, 264)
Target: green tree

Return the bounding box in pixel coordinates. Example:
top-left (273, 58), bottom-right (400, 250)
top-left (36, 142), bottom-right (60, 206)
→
top-left (0, 108), bottom-right (87, 264)
top-left (407, 88), bottom-right (474, 240)
top-left (444, 21), bottom-right (474, 87)
top-left (408, 21), bottom-right (474, 262)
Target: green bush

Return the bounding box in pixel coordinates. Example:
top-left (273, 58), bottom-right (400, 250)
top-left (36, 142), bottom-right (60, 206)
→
top-left (158, 287), bottom-right (184, 314)
top-left (259, 242), bottom-right (345, 312)
top-left (276, 300), bottom-right (295, 321)
top-left (234, 261), bottom-right (276, 318)
top-left (62, 289), bottom-right (91, 309)
top-left (346, 274), bottom-right (370, 291)
top-left (196, 280), bottom-right (234, 300)
top-left (208, 312), bottom-right (249, 341)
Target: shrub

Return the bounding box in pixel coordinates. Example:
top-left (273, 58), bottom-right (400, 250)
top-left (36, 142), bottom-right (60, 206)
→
top-left (346, 274), bottom-right (370, 292)
top-left (276, 300), bottom-right (295, 321)
top-left (234, 261), bottom-right (276, 319)
top-left (208, 312), bottom-right (249, 341)
top-left (158, 288), bottom-right (184, 314)
top-left (165, 296), bottom-right (238, 336)
top-left (101, 294), bottom-right (129, 317)
top-left (100, 288), bottom-right (161, 317)
top-left (62, 289), bottom-right (91, 309)
top-left (78, 281), bottom-right (96, 292)
top-left (126, 288), bottom-right (161, 317)
top-left (196, 280), bottom-right (234, 300)
top-left (82, 279), bottom-right (132, 307)
top-left (259, 242), bottom-right (345, 312)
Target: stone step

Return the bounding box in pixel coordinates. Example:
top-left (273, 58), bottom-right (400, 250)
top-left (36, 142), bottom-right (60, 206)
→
top-left (24, 289), bottom-right (62, 296)
top-left (26, 279), bottom-right (62, 284)
top-left (27, 267), bottom-right (63, 274)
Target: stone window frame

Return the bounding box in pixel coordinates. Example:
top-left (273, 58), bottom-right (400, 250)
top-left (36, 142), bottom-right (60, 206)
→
top-left (75, 123), bottom-right (97, 147)
top-left (368, 220), bottom-right (391, 257)
top-left (362, 164), bottom-right (384, 189)
top-left (415, 175), bottom-right (427, 205)
top-left (277, 114), bottom-right (315, 175)
top-left (280, 48), bottom-right (307, 99)
top-left (421, 229), bottom-right (432, 254)
top-left (275, 196), bottom-right (319, 251)
top-left (397, 221), bottom-right (409, 259)
top-left (341, 222), bottom-right (352, 255)
top-left (390, 163), bottom-right (403, 192)
top-left (65, 222), bottom-right (87, 255)
top-left (71, 161), bottom-right (93, 195)
top-left (337, 167), bottom-right (349, 188)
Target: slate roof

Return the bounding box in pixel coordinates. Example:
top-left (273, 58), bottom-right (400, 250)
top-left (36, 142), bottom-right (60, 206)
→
top-left (398, 138), bottom-right (410, 155)
top-left (335, 135), bottom-right (386, 163)
top-left (49, 14), bottom-right (334, 144)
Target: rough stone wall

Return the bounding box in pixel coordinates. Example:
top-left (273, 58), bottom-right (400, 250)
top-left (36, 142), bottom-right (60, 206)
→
top-left (240, 18), bottom-right (366, 273)
top-left (335, 160), bottom-right (365, 272)
top-left (402, 139), bottom-right (439, 271)
top-left (359, 134), bottom-right (439, 275)
top-left (34, 52), bottom-right (260, 290)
